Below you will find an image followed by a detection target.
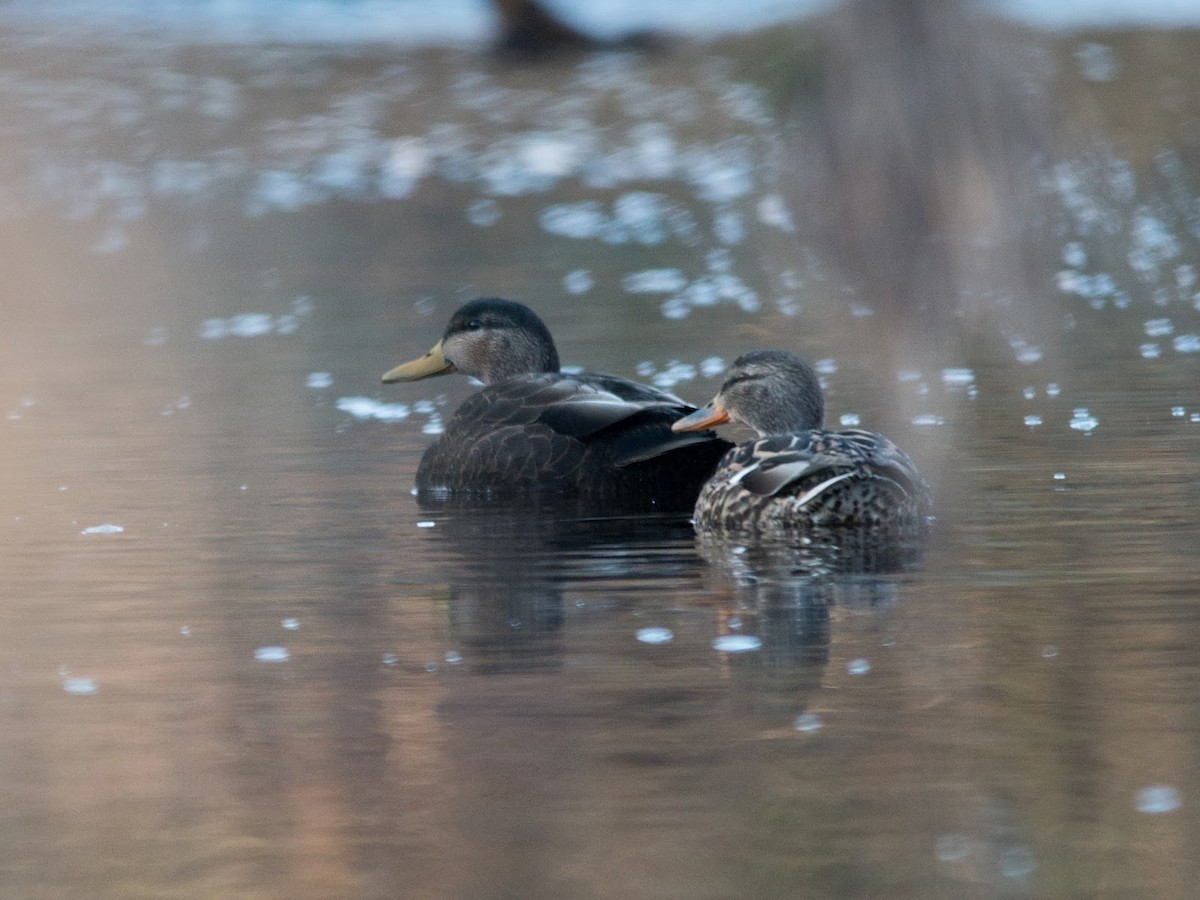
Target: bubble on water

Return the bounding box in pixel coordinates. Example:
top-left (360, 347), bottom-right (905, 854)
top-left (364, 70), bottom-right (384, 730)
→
top-left (636, 627), bottom-right (674, 645)
top-left (839, 413), bottom-right (861, 427)
top-left (1062, 241), bottom-right (1087, 268)
top-left (335, 397), bottom-right (410, 422)
top-left (699, 356), bottom-right (725, 378)
top-left (999, 845), bottom-right (1036, 879)
top-left (1012, 341), bottom-right (1043, 364)
top-left (416, 521), bottom-right (436, 528)
top-left (563, 269), bottom-right (593, 295)
top-left (246, 170), bottom-right (314, 215)
top-left (1075, 42), bottom-right (1117, 82)
top-left (306, 372), bottom-right (333, 389)
top-left (62, 676), bottom-right (98, 695)
top-left (422, 416), bottom-right (444, 435)
top-left (1171, 406), bottom-right (1187, 417)
top-left (614, 191), bottom-right (671, 245)
top-left (200, 312), bottom-right (296, 340)
top-left (444, 650), bottom-right (463, 665)
top-left (381, 652), bottom-right (399, 667)
top-left (81, 523), bottom-right (123, 535)
top-left (651, 361), bottom-right (696, 390)
top-left (254, 646), bottom-right (290, 662)
top-left (180, 626), bottom-right (191, 636)
top-left (622, 268), bottom-right (687, 294)
top-left (712, 634), bottom-right (761, 653)
top-left (727, 616), bottom-right (743, 630)
top-left (776, 296), bottom-right (801, 316)
top-left (1023, 387), bottom-right (1036, 400)
top-left (1053, 472), bottom-right (1066, 481)
top-left (756, 194), bottom-right (795, 232)
top-left (1041, 645), bottom-right (1058, 659)
top-left (1144, 318), bottom-right (1173, 337)
top-left (1129, 211), bottom-right (1180, 277)
top-left (935, 832), bottom-right (971, 863)
top-left (1140, 343), bottom-right (1162, 359)
top-left (539, 201), bottom-right (607, 239)
top-left (1173, 334), bottom-right (1200, 353)
top-left (661, 297), bottom-right (690, 320)
top-left (1046, 383), bottom-right (1061, 397)
top-left (379, 137), bottom-right (430, 198)
top-left (941, 367), bottom-right (975, 387)
top-left (1069, 408), bottom-right (1098, 433)
top-left (713, 208), bottom-right (745, 245)
top-left (847, 658), bottom-right (872, 676)
top-left (793, 712), bottom-right (823, 733)
top-left (281, 618), bottom-right (300, 630)
top-left (466, 198), bottom-right (500, 227)
top-left (1136, 785), bottom-right (1181, 814)
top-left (688, 154), bottom-right (753, 204)
top-left (911, 414), bottom-right (945, 426)
top-left (1024, 415), bottom-right (1043, 427)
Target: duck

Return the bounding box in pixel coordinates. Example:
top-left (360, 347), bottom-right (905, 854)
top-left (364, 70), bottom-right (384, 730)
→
top-left (381, 297), bottom-right (732, 511)
top-left (671, 349), bottom-right (932, 533)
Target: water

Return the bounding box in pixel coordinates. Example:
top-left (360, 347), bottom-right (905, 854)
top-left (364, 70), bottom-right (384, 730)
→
top-left (2, 12), bottom-right (1200, 900)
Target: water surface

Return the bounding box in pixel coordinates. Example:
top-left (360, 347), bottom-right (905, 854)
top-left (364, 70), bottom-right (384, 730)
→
top-left (1, 16), bottom-right (1199, 900)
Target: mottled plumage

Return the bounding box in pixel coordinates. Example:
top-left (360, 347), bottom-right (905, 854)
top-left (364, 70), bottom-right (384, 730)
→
top-left (383, 298), bottom-right (731, 511)
top-left (673, 350), bottom-right (931, 534)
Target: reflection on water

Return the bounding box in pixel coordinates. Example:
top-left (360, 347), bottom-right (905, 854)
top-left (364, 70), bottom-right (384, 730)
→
top-left (2, 8), bottom-right (1200, 900)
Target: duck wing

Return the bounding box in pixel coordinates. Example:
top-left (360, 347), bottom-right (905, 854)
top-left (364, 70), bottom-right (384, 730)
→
top-left (418, 372), bottom-right (730, 503)
top-left (478, 372), bottom-right (727, 466)
top-left (731, 430), bottom-right (927, 501)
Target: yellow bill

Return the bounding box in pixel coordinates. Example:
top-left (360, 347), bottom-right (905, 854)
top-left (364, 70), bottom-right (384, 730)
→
top-left (381, 340), bottom-right (456, 383)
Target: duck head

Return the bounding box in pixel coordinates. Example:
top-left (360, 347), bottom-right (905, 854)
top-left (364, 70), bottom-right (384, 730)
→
top-left (672, 349), bottom-right (825, 437)
top-left (382, 297), bottom-right (561, 386)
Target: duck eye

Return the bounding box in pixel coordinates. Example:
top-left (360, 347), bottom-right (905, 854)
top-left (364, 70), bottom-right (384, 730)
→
top-left (465, 319), bottom-right (483, 331)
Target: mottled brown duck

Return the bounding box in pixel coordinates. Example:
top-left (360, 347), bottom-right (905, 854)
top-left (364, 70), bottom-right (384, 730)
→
top-left (672, 350), bottom-right (932, 533)
top-left (382, 298), bottom-right (731, 512)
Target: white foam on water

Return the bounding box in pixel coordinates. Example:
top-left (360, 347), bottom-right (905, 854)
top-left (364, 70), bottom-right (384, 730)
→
top-left (81, 523), bottom-right (124, 535)
top-left (636, 627), bottom-right (674, 645)
top-left (335, 396), bottom-right (410, 422)
top-left (847, 658), bottom-right (872, 676)
top-left (62, 676), bottom-right (98, 695)
top-left (1136, 785), bottom-right (1181, 814)
top-left (712, 634), bottom-right (761, 653)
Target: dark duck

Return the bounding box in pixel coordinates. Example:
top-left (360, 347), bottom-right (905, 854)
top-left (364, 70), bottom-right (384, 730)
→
top-left (382, 298), bottom-right (731, 512)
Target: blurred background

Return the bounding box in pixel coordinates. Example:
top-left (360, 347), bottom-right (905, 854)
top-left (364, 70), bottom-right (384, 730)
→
top-left (1, 1), bottom-right (1199, 898)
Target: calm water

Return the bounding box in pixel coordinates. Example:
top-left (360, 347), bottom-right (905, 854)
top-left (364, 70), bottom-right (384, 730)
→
top-left (2, 12), bottom-right (1200, 899)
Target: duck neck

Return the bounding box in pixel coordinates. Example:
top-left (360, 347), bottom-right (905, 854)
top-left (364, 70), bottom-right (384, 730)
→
top-left (480, 331), bottom-right (560, 384)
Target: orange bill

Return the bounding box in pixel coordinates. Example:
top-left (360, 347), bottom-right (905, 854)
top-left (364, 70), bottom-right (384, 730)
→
top-left (671, 397), bottom-right (730, 432)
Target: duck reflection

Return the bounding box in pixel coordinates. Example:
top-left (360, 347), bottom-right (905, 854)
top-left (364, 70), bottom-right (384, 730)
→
top-left (700, 527), bottom-right (926, 713)
top-left (418, 495), bottom-right (700, 674)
